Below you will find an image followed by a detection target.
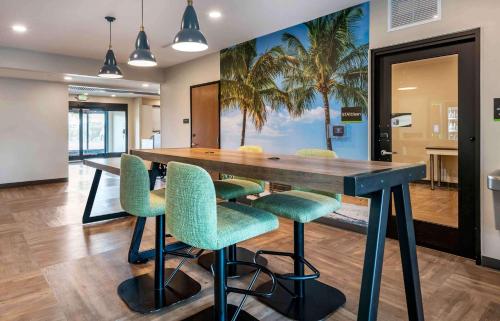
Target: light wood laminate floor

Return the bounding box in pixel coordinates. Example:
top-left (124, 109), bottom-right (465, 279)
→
top-left (0, 164), bottom-right (498, 321)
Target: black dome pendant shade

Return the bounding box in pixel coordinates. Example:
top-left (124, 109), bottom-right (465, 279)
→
top-left (172, 0), bottom-right (208, 52)
top-left (98, 16), bottom-right (123, 79)
top-left (128, 0), bottom-right (157, 67)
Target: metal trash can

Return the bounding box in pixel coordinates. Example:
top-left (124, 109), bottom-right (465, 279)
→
top-left (488, 170), bottom-right (500, 191)
top-left (488, 170), bottom-right (500, 230)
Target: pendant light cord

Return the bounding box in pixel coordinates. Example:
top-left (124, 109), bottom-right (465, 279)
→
top-left (141, 0), bottom-right (144, 31)
top-left (109, 21), bottom-right (112, 49)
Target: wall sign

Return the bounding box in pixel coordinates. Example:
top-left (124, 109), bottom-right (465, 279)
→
top-left (494, 98), bottom-right (500, 121)
top-left (341, 107), bottom-right (363, 123)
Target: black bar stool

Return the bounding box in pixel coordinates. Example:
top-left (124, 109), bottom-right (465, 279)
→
top-left (198, 145), bottom-right (268, 278)
top-left (165, 161), bottom-right (279, 321)
top-left (252, 189), bottom-right (346, 320)
top-left (116, 154), bottom-right (201, 314)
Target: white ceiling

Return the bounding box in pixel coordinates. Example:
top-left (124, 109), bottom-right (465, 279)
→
top-left (0, 0), bottom-right (365, 68)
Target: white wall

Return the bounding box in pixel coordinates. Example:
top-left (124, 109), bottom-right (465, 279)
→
top-left (140, 105), bottom-right (161, 135)
top-left (370, 0), bottom-right (500, 261)
top-left (0, 78), bottom-right (68, 184)
top-left (160, 53), bottom-right (220, 148)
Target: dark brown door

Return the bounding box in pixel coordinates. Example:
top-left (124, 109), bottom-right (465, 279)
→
top-left (190, 82), bottom-right (220, 148)
top-left (372, 30), bottom-right (480, 259)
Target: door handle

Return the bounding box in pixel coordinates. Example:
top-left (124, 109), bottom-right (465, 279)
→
top-left (380, 150), bottom-right (396, 156)
top-left (191, 143), bottom-right (198, 147)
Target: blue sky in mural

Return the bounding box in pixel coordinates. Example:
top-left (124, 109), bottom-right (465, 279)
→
top-left (221, 2), bottom-right (370, 159)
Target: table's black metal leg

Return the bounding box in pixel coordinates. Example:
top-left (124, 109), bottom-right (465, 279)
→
top-left (128, 217), bottom-right (149, 264)
top-left (149, 162), bottom-right (161, 190)
top-left (357, 188), bottom-right (391, 321)
top-left (127, 162), bottom-right (162, 264)
top-left (393, 184), bottom-right (424, 321)
top-left (82, 169), bottom-right (128, 224)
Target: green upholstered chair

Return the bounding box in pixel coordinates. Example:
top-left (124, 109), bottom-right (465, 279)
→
top-left (166, 161), bottom-right (279, 321)
top-left (198, 145), bottom-right (267, 277)
top-left (294, 148), bottom-right (342, 202)
top-left (214, 145), bottom-right (265, 200)
top-left (117, 154), bottom-right (200, 314)
top-left (251, 149), bottom-right (346, 321)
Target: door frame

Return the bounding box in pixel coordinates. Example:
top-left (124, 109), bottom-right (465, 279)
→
top-left (370, 29), bottom-right (481, 261)
top-left (68, 101), bottom-right (128, 160)
top-left (189, 81), bottom-right (221, 148)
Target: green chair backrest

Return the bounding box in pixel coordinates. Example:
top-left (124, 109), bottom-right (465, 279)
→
top-left (295, 149), bottom-right (341, 202)
top-left (166, 161), bottom-right (218, 250)
top-left (296, 148), bottom-right (338, 158)
top-left (120, 154), bottom-right (151, 217)
top-left (239, 145), bottom-right (263, 153)
top-left (222, 145), bottom-right (265, 189)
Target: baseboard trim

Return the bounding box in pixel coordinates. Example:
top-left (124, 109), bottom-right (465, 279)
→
top-left (0, 177), bottom-right (68, 189)
top-left (482, 256), bottom-right (500, 271)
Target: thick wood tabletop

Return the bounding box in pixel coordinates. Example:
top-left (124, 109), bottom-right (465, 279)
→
top-left (131, 148), bottom-right (425, 196)
top-left (83, 157), bottom-right (151, 176)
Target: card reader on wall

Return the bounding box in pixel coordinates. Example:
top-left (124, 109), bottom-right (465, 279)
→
top-left (332, 125), bottom-right (345, 137)
top-left (391, 113), bottom-right (412, 128)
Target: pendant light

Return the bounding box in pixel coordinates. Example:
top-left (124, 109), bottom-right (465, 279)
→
top-left (172, 0), bottom-right (208, 52)
top-left (128, 0), bottom-right (157, 67)
top-left (98, 16), bottom-right (123, 79)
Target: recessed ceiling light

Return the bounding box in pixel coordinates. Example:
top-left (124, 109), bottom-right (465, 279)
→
top-left (142, 83), bottom-right (150, 87)
top-left (64, 76), bottom-right (73, 81)
top-left (208, 11), bottom-right (222, 19)
top-left (111, 94), bottom-right (117, 97)
top-left (12, 24), bottom-right (27, 33)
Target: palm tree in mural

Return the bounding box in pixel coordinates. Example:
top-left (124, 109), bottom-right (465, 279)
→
top-left (282, 7), bottom-right (368, 150)
top-left (220, 40), bottom-right (296, 146)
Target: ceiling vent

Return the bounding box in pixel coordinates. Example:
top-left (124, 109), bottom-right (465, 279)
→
top-left (388, 0), bottom-right (441, 31)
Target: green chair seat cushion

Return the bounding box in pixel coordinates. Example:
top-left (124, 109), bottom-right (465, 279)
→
top-left (214, 202), bottom-right (279, 250)
top-left (148, 188), bottom-right (166, 217)
top-left (213, 179), bottom-right (264, 200)
top-left (293, 186), bottom-right (342, 203)
top-left (252, 190), bottom-right (341, 223)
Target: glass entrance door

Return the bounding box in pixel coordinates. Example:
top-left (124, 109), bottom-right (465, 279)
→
top-left (68, 104), bottom-right (128, 160)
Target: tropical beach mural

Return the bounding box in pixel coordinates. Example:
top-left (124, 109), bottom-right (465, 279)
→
top-left (220, 2), bottom-right (369, 160)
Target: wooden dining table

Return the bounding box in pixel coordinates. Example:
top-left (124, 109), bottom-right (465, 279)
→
top-left (131, 147), bottom-right (426, 321)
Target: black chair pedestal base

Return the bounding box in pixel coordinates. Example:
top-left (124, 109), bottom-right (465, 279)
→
top-left (183, 304), bottom-right (258, 321)
top-left (198, 247), bottom-right (268, 278)
top-left (117, 268), bottom-right (201, 314)
top-left (255, 278), bottom-right (346, 321)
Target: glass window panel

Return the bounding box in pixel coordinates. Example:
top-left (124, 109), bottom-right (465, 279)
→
top-left (84, 111), bottom-right (105, 155)
top-left (68, 110), bottom-right (80, 157)
top-left (391, 55), bottom-right (458, 228)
